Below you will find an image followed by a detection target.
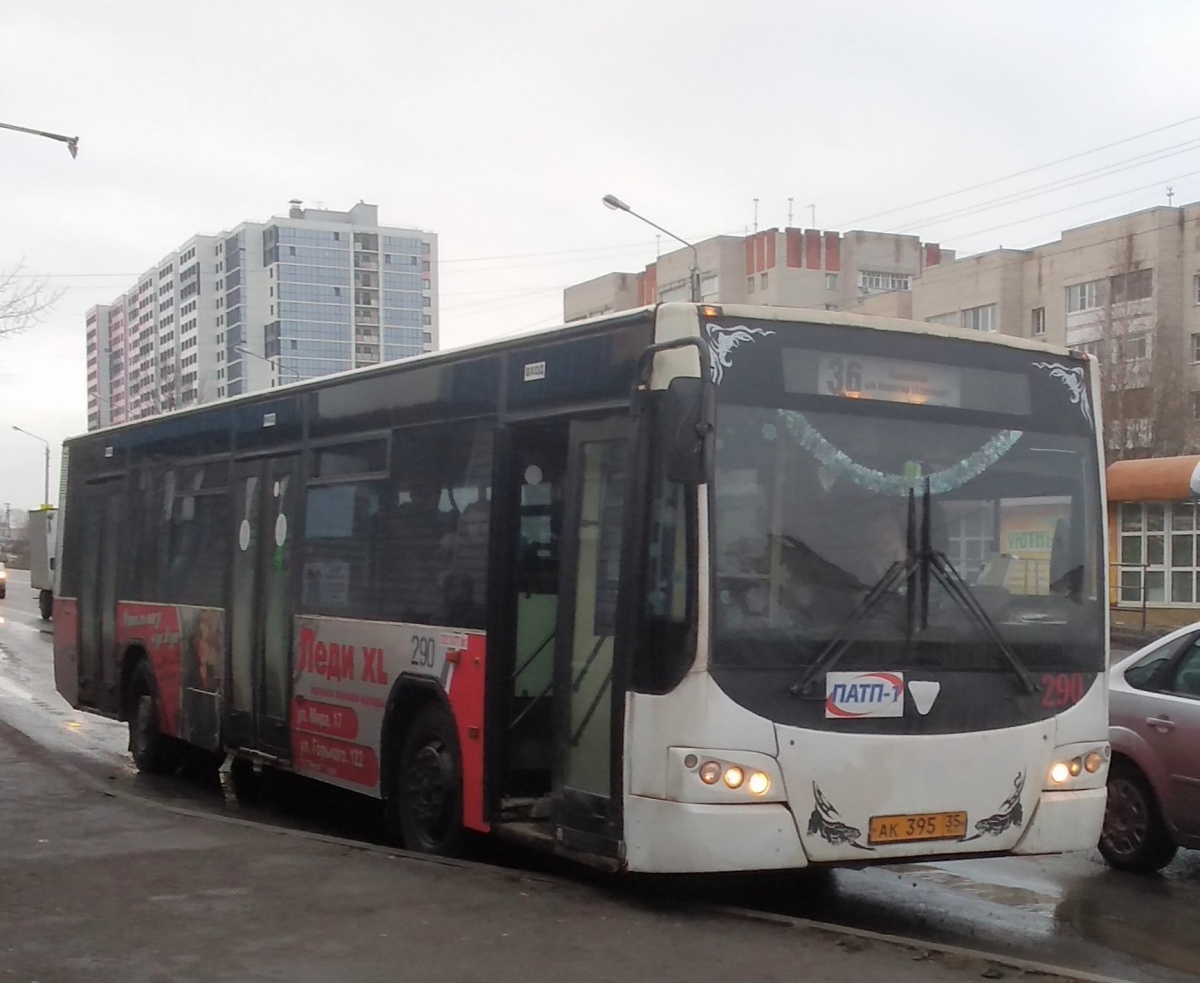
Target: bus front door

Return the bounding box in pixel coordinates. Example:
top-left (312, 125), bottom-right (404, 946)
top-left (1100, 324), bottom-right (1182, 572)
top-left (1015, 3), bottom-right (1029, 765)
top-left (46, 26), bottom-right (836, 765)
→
top-left (552, 417), bottom-right (634, 858)
top-left (225, 455), bottom-right (300, 759)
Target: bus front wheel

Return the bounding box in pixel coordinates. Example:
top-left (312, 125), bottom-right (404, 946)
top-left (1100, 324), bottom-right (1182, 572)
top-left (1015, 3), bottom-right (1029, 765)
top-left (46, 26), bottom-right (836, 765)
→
top-left (38, 589), bottom-right (52, 621)
top-left (392, 703), bottom-right (464, 856)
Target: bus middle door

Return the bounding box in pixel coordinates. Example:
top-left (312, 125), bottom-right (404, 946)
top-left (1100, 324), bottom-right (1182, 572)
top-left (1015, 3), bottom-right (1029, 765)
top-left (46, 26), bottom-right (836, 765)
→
top-left (225, 455), bottom-right (300, 759)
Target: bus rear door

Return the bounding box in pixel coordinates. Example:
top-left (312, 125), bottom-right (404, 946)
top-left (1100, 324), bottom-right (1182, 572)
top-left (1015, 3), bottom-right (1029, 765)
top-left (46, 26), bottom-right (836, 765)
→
top-left (226, 454), bottom-right (300, 759)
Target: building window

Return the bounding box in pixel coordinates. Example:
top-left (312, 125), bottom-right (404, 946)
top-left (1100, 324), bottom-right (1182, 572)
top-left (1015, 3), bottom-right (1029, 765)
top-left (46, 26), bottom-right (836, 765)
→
top-left (1117, 502), bottom-right (1200, 605)
top-left (1031, 307), bottom-right (1045, 336)
top-left (825, 273), bottom-right (838, 290)
top-left (961, 304), bottom-right (997, 332)
top-left (746, 276), bottom-right (755, 294)
top-left (927, 312), bottom-right (959, 326)
top-left (1193, 392), bottom-right (1200, 421)
top-left (1194, 273), bottom-right (1200, 304)
top-left (1122, 333), bottom-right (1149, 362)
top-left (1066, 279), bottom-right (1103, 313)
top-left (760, 272), bottom-right (768, 289)
top-left (1111, 268), bottom-right (1153, 304)
top-left (859, 270), bottom-right (911, 293)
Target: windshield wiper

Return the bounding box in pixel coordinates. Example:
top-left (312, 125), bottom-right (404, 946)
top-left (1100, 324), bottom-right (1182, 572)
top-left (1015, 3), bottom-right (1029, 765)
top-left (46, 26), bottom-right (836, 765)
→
top-left (789, 491), bottom-right (920, 696)
top-left (790, 481), bottom-right (1039, 697)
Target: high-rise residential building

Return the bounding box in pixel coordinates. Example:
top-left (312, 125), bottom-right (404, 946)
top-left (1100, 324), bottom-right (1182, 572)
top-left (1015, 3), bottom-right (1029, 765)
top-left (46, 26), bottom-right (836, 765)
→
top-left (86, 201), bottom-right (438, 431)
top-left (562, 228), bottom-right (953, 323)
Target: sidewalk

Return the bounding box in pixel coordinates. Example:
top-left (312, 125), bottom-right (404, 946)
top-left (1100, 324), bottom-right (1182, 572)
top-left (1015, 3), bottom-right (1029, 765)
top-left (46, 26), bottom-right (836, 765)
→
top-left (0, 722), bottom-right (1066, 983)
top-left (1110, 605), bottom-right (1196, 648)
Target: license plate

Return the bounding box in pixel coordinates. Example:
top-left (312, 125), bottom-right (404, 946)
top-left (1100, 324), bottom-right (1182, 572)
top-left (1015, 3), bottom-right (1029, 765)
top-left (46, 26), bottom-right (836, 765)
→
top-left (868, 811), bottom-right (968, 845)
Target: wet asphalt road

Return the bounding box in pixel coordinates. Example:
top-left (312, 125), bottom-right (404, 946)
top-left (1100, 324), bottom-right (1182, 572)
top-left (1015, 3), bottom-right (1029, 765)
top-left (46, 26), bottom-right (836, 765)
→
top-left (1, 569), bottom-right (1196, 983)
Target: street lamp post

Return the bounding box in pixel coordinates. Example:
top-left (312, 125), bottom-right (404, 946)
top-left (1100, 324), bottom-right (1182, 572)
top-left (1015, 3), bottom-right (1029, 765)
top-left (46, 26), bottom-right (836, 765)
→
top-left (0, 121), bottom-right (78, 158)
top-left (234, 345), bottom-right (302, 382)
top-left (12, 426), bottom-right (51, 507)
top-left (602, 194), bottom-right (702, 302)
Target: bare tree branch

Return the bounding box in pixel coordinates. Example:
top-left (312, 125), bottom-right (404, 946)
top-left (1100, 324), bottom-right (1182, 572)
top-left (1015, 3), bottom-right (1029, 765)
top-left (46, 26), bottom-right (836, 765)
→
top-left (1091, 229), bottom-right (1194, 462)
top-left (0, 262), bottom-right (64, 338)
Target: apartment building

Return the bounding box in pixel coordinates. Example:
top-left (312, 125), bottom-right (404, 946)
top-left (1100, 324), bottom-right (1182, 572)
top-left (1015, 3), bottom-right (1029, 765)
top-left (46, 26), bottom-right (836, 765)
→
top-left (563, 228), bottom-right (952, 322)
top-left (86, 201), bottom-right (438, 431)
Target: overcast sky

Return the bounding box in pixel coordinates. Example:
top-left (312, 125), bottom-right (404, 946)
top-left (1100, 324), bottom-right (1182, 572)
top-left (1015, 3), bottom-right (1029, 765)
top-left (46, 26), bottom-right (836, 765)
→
top-left (3, 1), bottom-right (1200, 512)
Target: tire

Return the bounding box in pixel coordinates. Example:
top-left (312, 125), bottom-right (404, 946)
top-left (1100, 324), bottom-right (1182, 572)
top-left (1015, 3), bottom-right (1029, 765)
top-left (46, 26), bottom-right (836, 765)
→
top-left (38, 589), bottom-right (52, 621)
top-left (127, 661), bottom-right (182, 774)
top-left (229, 756), bottom-right (267, 803)
top-left (390, 703), bottom-right (464, 856)
top-left (1099, 761), bottom-right (1178, 873)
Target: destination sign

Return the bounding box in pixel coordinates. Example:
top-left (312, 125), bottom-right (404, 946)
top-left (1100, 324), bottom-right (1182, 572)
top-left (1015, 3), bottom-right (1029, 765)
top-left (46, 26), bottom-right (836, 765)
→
top-left (815, 352), bottom-right (961, 407)
top-left (782, 348), bottom-right (1029, 415)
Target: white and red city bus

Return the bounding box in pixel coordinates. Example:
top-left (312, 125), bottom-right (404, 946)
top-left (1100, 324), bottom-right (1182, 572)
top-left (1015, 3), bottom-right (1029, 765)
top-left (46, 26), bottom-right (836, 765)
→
top-left (54, 302), bottom-right (1110, 870)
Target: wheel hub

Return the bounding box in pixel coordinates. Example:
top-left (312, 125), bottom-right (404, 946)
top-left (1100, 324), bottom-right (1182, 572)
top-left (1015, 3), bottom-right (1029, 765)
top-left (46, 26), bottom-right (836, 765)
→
top-left (1101, 777), bottom-right (1148, 858)
top-left (404, 740), bottom-right (453, 834)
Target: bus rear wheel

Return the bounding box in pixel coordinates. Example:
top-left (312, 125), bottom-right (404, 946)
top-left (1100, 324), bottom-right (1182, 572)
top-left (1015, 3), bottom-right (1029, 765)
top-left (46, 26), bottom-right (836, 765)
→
top-left (128, 661), bottom-right (181, 774)
top-left (393, 704), bottom-right (464, 856)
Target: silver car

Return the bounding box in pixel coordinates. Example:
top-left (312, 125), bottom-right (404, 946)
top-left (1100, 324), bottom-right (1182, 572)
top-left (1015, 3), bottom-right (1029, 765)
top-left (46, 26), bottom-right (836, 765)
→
top-left (1101, 624), bottom-right (1200, 872)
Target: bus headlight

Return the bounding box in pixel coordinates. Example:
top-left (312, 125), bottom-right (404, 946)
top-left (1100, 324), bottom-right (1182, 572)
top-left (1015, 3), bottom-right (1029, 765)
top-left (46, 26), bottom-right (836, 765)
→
top-left (747, 771), bottom-right (771, 796)
top-left (668, 748), bottom-right (785, 803)
top-left (1045, 743), bottom-right (1109, 790)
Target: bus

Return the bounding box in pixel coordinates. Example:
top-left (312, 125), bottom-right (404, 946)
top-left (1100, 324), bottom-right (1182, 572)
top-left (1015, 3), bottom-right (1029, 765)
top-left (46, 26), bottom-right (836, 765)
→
top-left (53, 302), bottom-right (1110, 871)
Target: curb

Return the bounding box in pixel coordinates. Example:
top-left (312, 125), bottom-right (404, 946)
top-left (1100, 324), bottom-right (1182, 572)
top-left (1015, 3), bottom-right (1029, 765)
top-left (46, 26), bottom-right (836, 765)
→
top-left (715, 905), bottom-right (1135, 983)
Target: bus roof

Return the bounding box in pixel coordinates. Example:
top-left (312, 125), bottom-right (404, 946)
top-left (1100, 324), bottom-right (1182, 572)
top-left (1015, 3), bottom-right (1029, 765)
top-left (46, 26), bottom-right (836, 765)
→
top-left (71, 301), bottom-right (1083, 446)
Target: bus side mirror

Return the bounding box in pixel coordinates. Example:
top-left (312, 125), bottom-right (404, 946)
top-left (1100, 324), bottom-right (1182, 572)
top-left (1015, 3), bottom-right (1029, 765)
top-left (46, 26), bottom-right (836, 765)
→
top-left (661, 377), bottom-right (709, 485)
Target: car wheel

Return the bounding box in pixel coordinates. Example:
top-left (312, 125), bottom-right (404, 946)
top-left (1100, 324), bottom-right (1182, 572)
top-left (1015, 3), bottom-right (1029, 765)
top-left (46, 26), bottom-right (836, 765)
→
top-left (392, 703), bottom-right (464, 856)
top-left (38, 589), bottom-right (52, 620)
top-left (1099, 762), bottom-right (1178, 873)
top-left (128, 661), bottom-right (182, 774)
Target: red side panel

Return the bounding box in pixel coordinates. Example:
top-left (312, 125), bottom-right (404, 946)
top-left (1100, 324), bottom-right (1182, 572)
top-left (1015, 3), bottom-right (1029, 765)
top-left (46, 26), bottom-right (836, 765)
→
top-left (786, 230), bottom-right (802, 268)
top-left (766, 232), bottom-right (777, 269)
top-left (825, 232), bottom-right (841, 272)
top-left (755, 234), bottom-right (765, 273)
top-left (643, 263), bottom-right (657, 303)
top-left (52, 597), bottom-right (79, 707)
top-left (925, 243), bottom-right (942, 267)
top-left (445, 633), bottom-right (488, 833)
top-left (805, 229), bottom-right (821, 268)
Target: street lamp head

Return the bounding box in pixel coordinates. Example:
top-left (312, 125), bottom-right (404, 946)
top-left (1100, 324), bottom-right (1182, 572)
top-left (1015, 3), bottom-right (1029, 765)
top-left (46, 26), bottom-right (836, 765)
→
top-left (67, 137), bottom-right (79, 159)
top-left (602, 194), bottom-right (630, 212)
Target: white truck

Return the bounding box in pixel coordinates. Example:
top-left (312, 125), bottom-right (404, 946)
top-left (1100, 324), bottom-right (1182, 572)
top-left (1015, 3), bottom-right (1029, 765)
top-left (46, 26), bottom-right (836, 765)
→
top-left (27, 507), bottom-right (56, 620)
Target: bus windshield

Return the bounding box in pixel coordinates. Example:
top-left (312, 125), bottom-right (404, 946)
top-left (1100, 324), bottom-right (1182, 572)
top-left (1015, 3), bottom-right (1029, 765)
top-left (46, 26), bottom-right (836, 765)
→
top-left (710, 400), bottom-right (1105, 676)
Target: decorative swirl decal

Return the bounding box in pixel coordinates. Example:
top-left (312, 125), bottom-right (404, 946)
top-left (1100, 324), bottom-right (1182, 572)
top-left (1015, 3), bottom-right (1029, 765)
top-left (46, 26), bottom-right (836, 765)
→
top-left (963, 772), bottom-right (1025, 840)
top-left (704, 322), bottom-right (774, 384)
top-left (808, 782), bottom-right (873, 850)
top-left (1033, 362), bottom-right (1092, 429)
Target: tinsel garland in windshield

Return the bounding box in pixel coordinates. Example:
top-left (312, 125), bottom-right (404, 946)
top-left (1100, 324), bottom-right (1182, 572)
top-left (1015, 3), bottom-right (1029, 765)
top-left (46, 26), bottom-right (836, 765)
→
top-left (777, 410), bottom-right (1023, 496)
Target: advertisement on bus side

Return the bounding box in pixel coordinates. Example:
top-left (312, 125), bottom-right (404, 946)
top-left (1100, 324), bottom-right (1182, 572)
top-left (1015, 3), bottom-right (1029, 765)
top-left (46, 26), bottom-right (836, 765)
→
top-left (116, 602), bottom-right (224, 751)
top-left (290, 616), bottom-right (487, 828)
